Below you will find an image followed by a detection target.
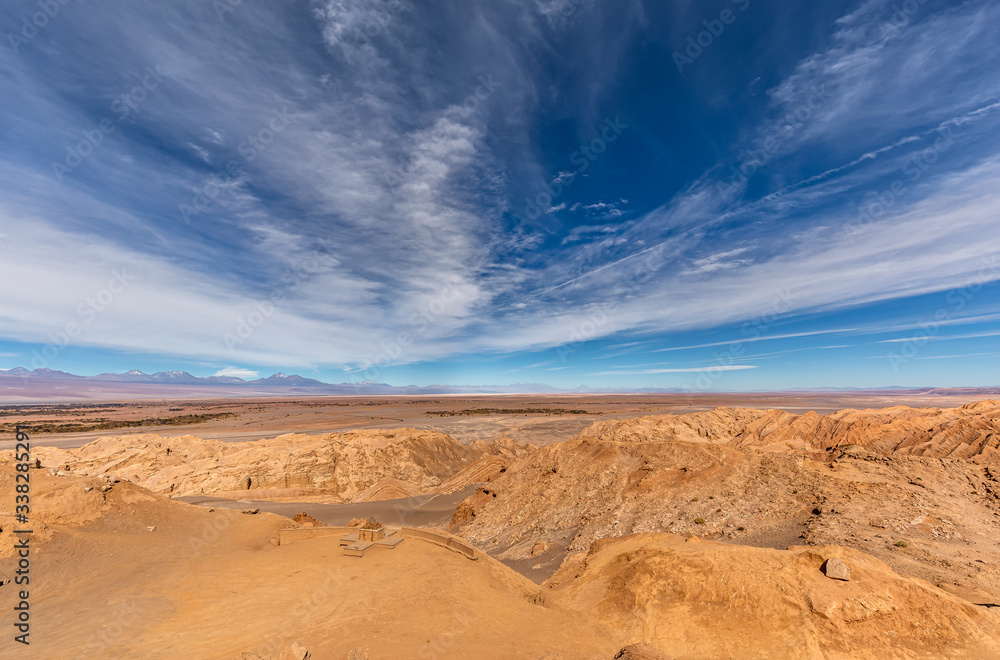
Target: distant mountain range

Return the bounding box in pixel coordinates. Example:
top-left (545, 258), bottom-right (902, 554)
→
top-left (0, 367), bottom-right (997, 401)
top-left (0, 367), bottom-right (575, 397)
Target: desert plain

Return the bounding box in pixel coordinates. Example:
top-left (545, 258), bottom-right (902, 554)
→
top-left (2, 391), bottom-right (1000, 659)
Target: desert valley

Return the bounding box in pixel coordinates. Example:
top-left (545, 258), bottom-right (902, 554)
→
top-left (7, 0), bottom-right (1000, 657)
top-left (2, 392), bottom-right (1000, 659)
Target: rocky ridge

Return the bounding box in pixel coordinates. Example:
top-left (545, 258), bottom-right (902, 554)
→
top-left (12, 428), bottom-right (524, 503)
top-left (452, 403), bottom-right (1000, 602)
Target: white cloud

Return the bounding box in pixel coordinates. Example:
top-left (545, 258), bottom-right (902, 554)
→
top-left (878, 330), bottom-right (1000, 344)
top-left (763, 0), bottom-right (1000, 154)
top-left (3, 0), bottom-right (998, 378)
top-left (213, 367), bottom-right (259, 379)
top-left (468, 153), bottom-right (1000, 356)
top-left (187, 142), bottom-right (212, 163)
top-left (681, 246), bottom-right (754, 276)
top-left (914, 352), bottom-right (1000, 360)
top-left (593, 365), bottom-right (758, 376)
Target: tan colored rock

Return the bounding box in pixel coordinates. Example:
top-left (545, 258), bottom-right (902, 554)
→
top-left (822, 557), bottom-right (852, 581)
top-left (292, 512), bottom-right (322, 527)
top-left (279, 642), bottom-right (310, 660)
top-left (613, 643), bottom-right (673, 659)
top-left (3, 459), bottom-right (1000, 659)
top-left (546, 533), bottom-right (1000, 659)
top-left (575, 401), bottom-right (1000, 459)
top-left (11, 429), bottom-right (520, 504)
top-left (449, 501), bottom-right (478, 528)
top-left (456, 401), bottom-right (1000, 604)
top-left (531, 540), bottom-right (550, 557)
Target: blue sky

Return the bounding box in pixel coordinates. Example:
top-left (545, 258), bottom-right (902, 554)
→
top-left (1, 0), bottom-right (999, 391)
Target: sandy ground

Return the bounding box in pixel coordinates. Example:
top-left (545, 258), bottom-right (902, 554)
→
top-left (3, 396), bottom-right (1000, 658)
top-left (2, 391), bottom-right (994, 452)
top-left (176, 487), bottom-right (475, 529)
top-left (3, 469), bottom-right (997, 659)
top-left (0, 474), bottom-right (614, 659)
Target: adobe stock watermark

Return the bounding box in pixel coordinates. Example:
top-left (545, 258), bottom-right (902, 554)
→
top-left (673, 0), bottom-right (751, 73)
top-left (29, 269), bottom-right (135, 370)
top-left (383, 75), bottom-right (500, 189)
top-left (6, 0), bottom-right (77, 54)
top-left (213, 0), bottom-right (247, 22)
top-left (223, 255), bottom-right (321, 353)
top-left (51, 66), bottom-right (167, 183)
top-left (456, 74), bottom-right (501, 118)
top-left (181, 511), bottom-right (350, 659)
top-left (885, 254), bottom-right (1000, 372)
top-left (179, 107), bottom-right (292, 224)
top-left (681, 288), bottom-right (796, 395)
top-left (351, 280), bottom-right (466, 390)
top-left (521, 116), bottom-right (629, 221)
top-left (250, 566), bottom-right (356, 656)
top-left (83, 600), bottom-right (143, 653)
top-left (844, 127), bottom-right (955, 243)
top-left (716, 83), bottom-right (831, 201)
top-left (418, 613), bottom-right (475, 659)
top-left (557, 245), bottom-right (668, 363)
top-left (878, 0), bottom-right (929, 39)
top-left (539, 0), bottom-right (587, 21)
top-left (319, 0), bottom-right (405, 50)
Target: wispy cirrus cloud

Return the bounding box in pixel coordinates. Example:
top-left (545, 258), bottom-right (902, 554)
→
top-left (592, 365), bottom-right (758, 376)
top-left (1, 0), bottom-right (998, 390)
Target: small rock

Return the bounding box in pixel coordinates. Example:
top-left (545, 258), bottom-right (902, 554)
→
top-left (241, 508), bottom-right (261, 515)
top-left (531, 540), bottom-right (550, 557)
top-left (84, 486), bottom-right (94, 492)
top-left (147, 526), bottom-right (156, 532)
top-left (99, 484), bottom-right (113, 493)
top-left (279, 642), bottom-right (311, 660)
top-left (808, 591), bottom-right (837, 619)
top-left (822, 557), bottom-right (852, 581)
top-left (292, 512), bottom-right (322, 527)
top-left (613, 643), bottom-right (674, 660)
